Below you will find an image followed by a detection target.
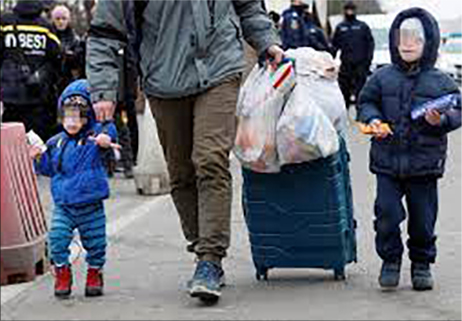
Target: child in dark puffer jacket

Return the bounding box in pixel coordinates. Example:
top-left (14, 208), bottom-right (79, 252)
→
top-left (357, 8), bottom-right (461, 291)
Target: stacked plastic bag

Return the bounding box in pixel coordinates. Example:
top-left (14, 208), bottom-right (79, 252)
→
top-left (284, 48), bottom-right (347, 134)
top-left (234, 48), bottom-right (347, 173)
top-left (276, 88), bottom-right (339, 166)
top-left (234, 60), bottom-right (296, 172)
top-left (277, 48), bottom-right (346, 166)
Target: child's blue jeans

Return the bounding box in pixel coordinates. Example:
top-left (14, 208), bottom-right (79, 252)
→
top-left (374, 174), bottom-right (438, 264)
top-left (49, 201), bottom-right (106, 268)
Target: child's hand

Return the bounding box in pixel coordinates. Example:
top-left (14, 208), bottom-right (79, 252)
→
top-left (94, 133), bottom-right (112, 148)
top-left (425, 109), bottom-right (441, 126)
top-left (89, 134), bottom-right (122, 150)
top-left (371, 120), bottom-right (393, 139)
top-left (29, 145), bottom-right (43, 159)
top-left (360, 120), bottom-right (393, 139)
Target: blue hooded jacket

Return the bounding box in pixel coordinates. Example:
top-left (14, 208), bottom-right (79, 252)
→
top-left (357, 8), bottom-right (461, 178)
top-left (35, 79), bottom-right (118, 205)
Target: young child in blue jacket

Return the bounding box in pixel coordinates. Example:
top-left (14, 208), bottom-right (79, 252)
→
top-left (30, 79), bottom-right (118, 298)
top-left (357, 8), bottom-right (461, 291)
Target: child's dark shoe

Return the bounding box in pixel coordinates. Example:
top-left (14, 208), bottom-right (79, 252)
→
top-left (411, 262), bottom-right (433, 291)
top-left (379, 260), bottom-right (401, 290)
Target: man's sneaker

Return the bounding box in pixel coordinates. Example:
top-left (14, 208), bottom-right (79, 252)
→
top-left (411, 262), bottom-right (434, 291)
top-left (188, 261), bottom-right (225, 303)
top-left (54, 265), bottom-right (72, 298)
top-left (85, 267), bottom-right (104, 297)
top-left (379, 260), bottom-right (401, 290)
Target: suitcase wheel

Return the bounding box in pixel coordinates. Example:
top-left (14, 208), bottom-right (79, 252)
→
top-left (255, 267), bottom-right (268, 281)
top-left (334, 267), bottom-right (346, 280)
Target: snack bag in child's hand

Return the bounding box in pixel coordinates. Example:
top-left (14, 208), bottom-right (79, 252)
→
top-left (411, 93), bottom-right (461, 120)
top-left (26, 130), bottom-right (47, 153)
top-left (359, 122), bottom-right (392, 135)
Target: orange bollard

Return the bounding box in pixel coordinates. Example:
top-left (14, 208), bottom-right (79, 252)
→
top-left (0, 123), bottom-right (48, 285)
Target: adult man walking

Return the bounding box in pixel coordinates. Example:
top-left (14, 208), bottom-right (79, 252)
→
top-left (0, 0), bottom-right (61, 140)
top-left (86, 0), bottom-right (283, 303)
top-left (331, 1), bottom-right (374, 108)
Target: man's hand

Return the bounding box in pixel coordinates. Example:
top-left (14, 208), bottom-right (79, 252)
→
top-left (267, 45), bottom-right (284, 69)
top-left (93, 101), bottom-right (116, 122)
top-left (425, 109), bottom-right (442, 126)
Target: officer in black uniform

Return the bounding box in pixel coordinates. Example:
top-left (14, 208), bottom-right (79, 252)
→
top-left (331, 1), bottom-right (375, 109)
top-left (1, 0), bottom-right (61, 140)
top-left (281, 0), bottom-right (330, 52)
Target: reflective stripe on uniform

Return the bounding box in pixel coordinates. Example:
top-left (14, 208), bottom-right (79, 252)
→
top-left (0, 25), bottom-right (61, 46)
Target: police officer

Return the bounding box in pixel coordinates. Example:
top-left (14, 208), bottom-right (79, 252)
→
top-left (331, 1), bottom-right (375, 109)
top-left (281, 0), bottom-right (330, 52)
top-left (0, 0), bottom-right (61, 140)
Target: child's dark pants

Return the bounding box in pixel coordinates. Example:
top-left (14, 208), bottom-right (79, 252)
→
top-left (374, 174), bottom-right (438, 264)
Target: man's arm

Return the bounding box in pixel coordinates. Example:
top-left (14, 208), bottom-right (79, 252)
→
top-left (86, 0), bottom-right (128, 112)
top-left (232, 0), bottom-right (281, 56)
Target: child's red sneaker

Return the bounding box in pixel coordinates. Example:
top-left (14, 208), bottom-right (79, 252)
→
top-left (85, 267), bottom-right (104, 297)
top-left (54, 265), bottom-right (72, 298)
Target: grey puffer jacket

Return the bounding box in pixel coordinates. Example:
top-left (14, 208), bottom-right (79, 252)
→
top-left (86, 0), bottom-right (280, 101)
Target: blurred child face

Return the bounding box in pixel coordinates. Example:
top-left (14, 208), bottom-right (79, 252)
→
top-left (51, 5), bottom-right (71, 31)
top-left (63, 108), bottom-right (84, 135)
top-left (398, 19), bottom-right (425, 63)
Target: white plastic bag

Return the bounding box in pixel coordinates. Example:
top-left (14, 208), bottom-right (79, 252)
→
top-left (276, 86), bottom-right (339, 165)
top-left (301, 76), bottom-right (347, 134)
top-left (234, 62), bottom-right (295, 173)
top-left (285, 48), bottom-right (347, 134)
top-left (135, 102), bottom-right (168, 174)
top-left (133, 100), bottom-right (170, 195)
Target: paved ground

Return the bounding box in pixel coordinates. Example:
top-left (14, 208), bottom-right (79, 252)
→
top-left (1, 123), bottom-right (460, 320)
